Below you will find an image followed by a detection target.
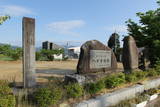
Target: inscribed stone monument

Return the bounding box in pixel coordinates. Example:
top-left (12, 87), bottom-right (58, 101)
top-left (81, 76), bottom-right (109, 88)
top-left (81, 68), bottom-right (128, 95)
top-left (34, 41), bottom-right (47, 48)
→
top-left (122, 36), bottom-right (139, 70)
top-left (22, 17), bottom-right (36, 88)
top-left (77, 40), bottom-right (117, 74)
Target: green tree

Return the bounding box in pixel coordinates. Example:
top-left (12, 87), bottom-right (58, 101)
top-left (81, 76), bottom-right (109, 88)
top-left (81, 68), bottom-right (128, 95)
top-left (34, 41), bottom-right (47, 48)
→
top-left (0, 15), bottom-right (10, 25)
top-left (40, 49), bottom-right (64, 61)
top-left (126, 1), bottom-right (160, 65)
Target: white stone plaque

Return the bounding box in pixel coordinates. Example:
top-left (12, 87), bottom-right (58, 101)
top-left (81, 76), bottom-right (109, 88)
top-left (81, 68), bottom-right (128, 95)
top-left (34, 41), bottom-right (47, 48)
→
top-left (90, 50), bottom-right (111, 69)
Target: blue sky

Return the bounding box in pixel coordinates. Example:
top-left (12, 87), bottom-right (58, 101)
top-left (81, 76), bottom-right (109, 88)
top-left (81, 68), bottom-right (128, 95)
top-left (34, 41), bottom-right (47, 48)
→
top-left (0, 0), bottom-right (158, 47)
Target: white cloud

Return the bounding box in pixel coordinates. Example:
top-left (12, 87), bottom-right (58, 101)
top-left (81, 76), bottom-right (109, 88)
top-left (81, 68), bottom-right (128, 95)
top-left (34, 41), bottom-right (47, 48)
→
top-left (47, 20), bottom-right (85, 36)
top-left (104, 25), bottom-right (127, 33)
top-left (0, 5), bottom-right (33, 16)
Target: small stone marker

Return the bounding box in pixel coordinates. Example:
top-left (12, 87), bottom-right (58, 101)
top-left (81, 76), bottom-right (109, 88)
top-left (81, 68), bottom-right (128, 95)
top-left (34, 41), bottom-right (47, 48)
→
top-left (122, 36), bottom-right (139, 70)
top-left (22, 17), bottom-right (36, 88)
top-left (77, 40), bottom-right (117, 74)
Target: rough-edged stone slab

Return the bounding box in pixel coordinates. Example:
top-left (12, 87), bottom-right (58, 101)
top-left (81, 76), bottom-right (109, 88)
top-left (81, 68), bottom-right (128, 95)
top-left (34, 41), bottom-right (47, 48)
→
top-left (77, 40), bottom-right (117, 74)
top-left (122, 36), bottom-right (139, 70)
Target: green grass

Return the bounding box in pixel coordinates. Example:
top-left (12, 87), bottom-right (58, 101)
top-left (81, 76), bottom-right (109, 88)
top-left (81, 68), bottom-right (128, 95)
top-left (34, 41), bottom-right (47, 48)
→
top-left (0, 54), bottom-right (13, 61)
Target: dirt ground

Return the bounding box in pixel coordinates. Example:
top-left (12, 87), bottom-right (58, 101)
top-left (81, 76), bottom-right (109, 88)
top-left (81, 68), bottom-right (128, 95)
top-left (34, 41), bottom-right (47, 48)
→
top-left (0, 60), bottom-right (123, 83)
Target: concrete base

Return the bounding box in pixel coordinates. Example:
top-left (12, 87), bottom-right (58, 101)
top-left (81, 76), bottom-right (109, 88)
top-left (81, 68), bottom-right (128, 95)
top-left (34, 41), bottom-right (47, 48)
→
top-left (75, 78), bottom-right (160, 107)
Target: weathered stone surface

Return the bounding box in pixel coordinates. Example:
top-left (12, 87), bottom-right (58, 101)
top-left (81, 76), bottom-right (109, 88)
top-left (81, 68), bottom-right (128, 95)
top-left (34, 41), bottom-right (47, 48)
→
top-left (22, 17), bottom-right (36, 88)
top-left (122, 36), bottom-right (139, 70)
top-left (64, 74), bottom-right (85, 85)
top-left (77, 40), bottom-right (117, 74)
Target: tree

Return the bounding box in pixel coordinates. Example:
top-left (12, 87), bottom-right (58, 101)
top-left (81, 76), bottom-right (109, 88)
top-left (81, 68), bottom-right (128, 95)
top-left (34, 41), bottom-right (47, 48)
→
top-left (126, 1), bottom-right (160, 66)
top-left (0, 15), bottom-right (10, 25)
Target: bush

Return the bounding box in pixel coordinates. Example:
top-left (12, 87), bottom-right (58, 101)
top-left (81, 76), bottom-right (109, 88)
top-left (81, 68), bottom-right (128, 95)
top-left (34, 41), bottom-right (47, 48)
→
top-left (65, 83), bottom-right (83, 98)
top-left (146, 69), bottom-right (157, 77)
top-left (0, 95), bottom-right (16, 107)
top-left (105, 73), bottom-right (125, 88)
top-left (125, 71), bottom-right (146, 83)
top-left (33, 88), bottom-right (62, 107)
top-left (125, 73), bottom-right (137, 83)
top-left (134, 71), bottom-right (146, 80)
top-left (85, 80), bottom-right (105, 95)
top-left (0, 80), bottom-right (16, 107)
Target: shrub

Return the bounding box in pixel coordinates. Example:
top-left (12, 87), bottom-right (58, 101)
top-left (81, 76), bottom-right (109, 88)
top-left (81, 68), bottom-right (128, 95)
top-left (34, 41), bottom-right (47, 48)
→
top-left (65, 83), bottom-right (83, 98)
top-left (96, 80), bottom-right (105, 90)
top-left (0, 80), bottom-right (16, 107)
top-left (134, 71), bottom-right (146, 80)
top-left (0, 95), bottom-right (16, 107)
top-left (85, 80), bottom-right (105, 95)
top-left (33, 87), bottom-right (62, 107)
top-left (125, 73), bottom-right (137, 83)
top-left (146, 69), bottom-right (157, 77)
top-left (105, 73), bottom-right (125, 88)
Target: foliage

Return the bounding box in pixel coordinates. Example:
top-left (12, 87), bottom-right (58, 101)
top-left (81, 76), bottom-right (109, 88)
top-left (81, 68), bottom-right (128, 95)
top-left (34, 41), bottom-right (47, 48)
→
top-left (85, 80), bottom-right (105, 95)
top-left (146, 69), bottom-right (157, 77)
top-left (126, 1), bottom-right (160, 65)
top-left (0, 80), bottom-right (16, 107)
top-left (105, 73), bottom-right (126, 88)
top-left (134, 71), bottom-right (146, 80)
top-left (0, 44), bottom-right (22, 61)
top-left (39, 49), bottom-right (64, 61)
top-left (125, 73), bottom-right (137, 83)
top-left (33, 87), bottom-right (62, 107)
top-left (0, 15), bottom-right (10, 25)
top-left (125, 71), bottom-right (146, 82)
top-left (36, 51), bottom-right (41, 61)
top-left (65, 83), bottom-right (83, 98)
top-left (8, 48), bottom-right (22, 60)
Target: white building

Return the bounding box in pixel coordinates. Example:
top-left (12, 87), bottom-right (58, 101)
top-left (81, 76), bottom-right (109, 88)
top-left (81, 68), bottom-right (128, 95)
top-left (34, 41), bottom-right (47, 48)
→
top-left (68, 46), bottom-right (80, 58)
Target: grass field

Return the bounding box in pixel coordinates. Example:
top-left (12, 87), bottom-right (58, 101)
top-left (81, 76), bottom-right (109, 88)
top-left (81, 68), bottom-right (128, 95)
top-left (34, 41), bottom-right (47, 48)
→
top-left (0, 60), bottom-right (123, 83)
top-left (0, 60), bottom-right (78, 82)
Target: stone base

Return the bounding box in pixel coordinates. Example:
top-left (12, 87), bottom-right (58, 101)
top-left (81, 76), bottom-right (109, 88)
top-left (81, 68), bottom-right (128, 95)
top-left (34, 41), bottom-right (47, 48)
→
top-left (64, 74), bottom-right (86, 85)
top-left (64, 70), bottom-right (119, 85)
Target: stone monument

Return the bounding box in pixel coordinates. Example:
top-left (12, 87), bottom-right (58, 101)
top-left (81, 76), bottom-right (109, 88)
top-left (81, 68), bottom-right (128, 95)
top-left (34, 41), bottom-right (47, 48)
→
top-left (122, 36), bottom-right (139, 71)
top-left (22, 17), bottom-right (36, 88)
top-left (77, 40), bottom-right (117, 74)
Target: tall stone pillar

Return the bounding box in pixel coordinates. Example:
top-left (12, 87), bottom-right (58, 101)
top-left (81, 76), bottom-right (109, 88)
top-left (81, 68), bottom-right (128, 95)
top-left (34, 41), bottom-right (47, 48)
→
top-left (22, 17), bottom-right (36, 88)
top-left (122, 36), bottom-right (139, 71)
